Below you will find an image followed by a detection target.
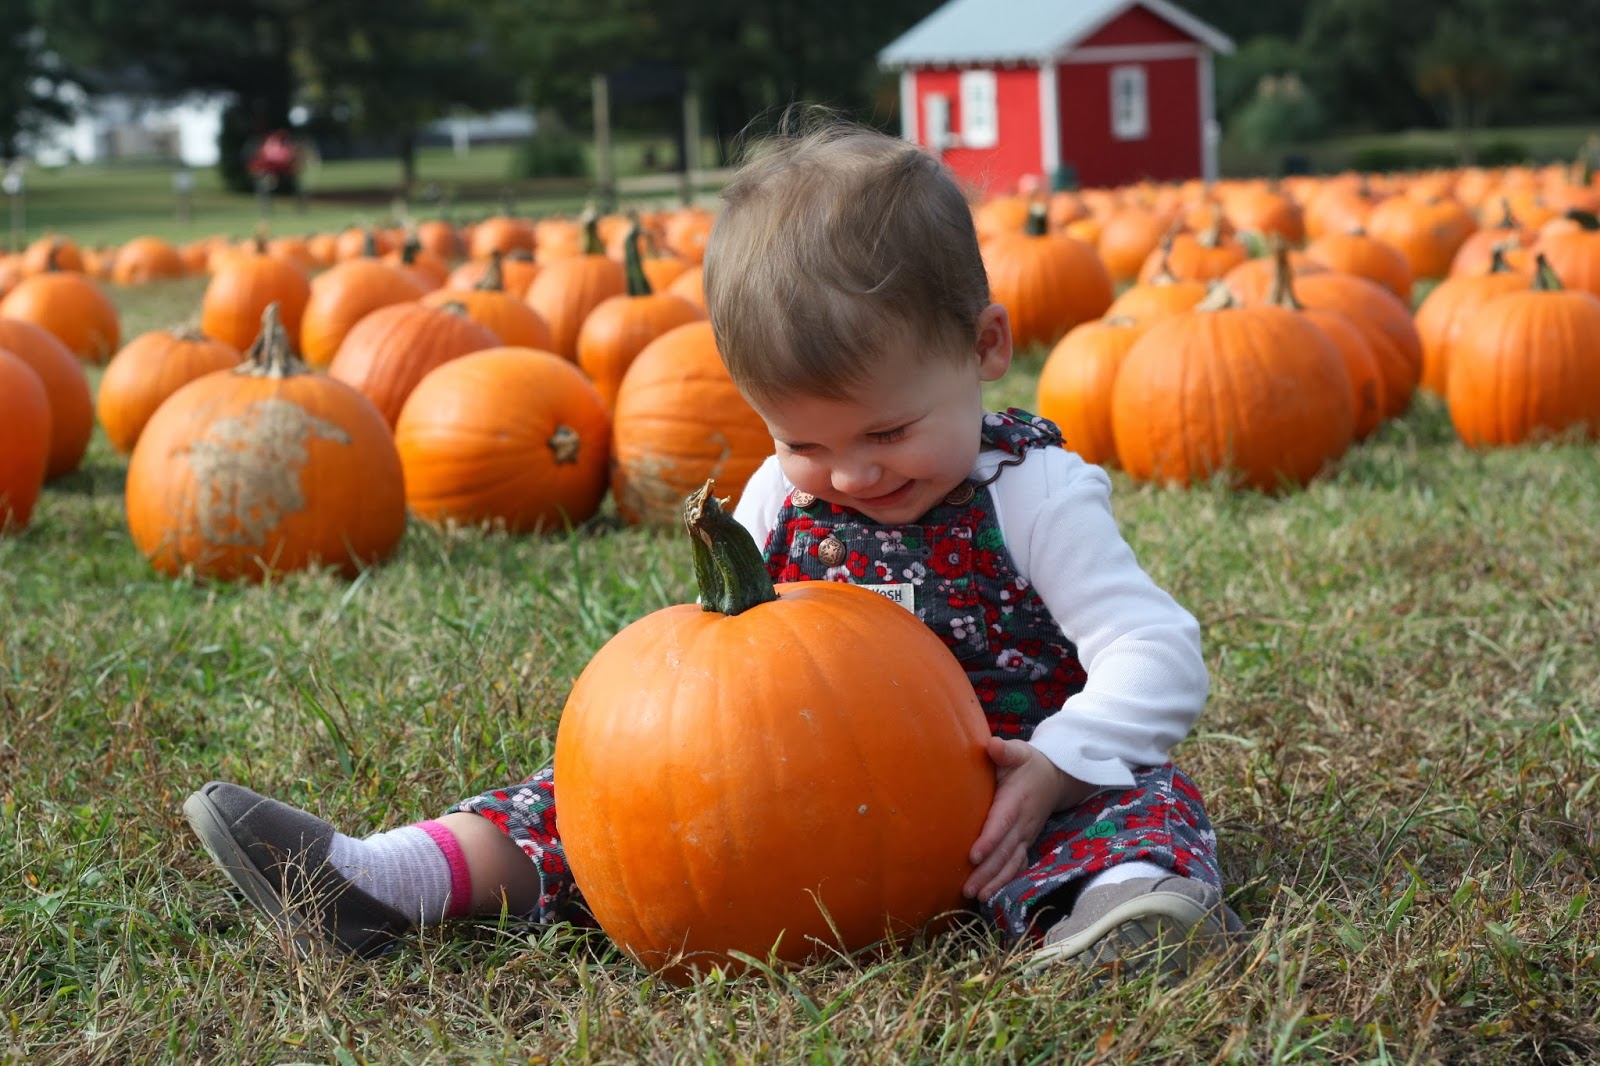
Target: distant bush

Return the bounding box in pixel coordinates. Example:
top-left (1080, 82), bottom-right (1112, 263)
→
top-left (512, 135), bottom-right (588, 180)
top-left (1347, 144), bottom-right (1461, 173)
top-left (1231, 74), bottom-right (1329, 153)
top-left (1476, 138), bottom-right (1530, 166)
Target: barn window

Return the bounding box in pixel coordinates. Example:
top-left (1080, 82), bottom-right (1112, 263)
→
top-left (959, 70), bottom-right (998, 149)
top-left (1110, 65), bottom-right (1148, 140)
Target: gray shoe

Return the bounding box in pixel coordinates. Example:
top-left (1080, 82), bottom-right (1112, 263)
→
top-left (1025, 875), bottom-right (1245, 982)
top-left (183, 781), bottom-right (411, 958)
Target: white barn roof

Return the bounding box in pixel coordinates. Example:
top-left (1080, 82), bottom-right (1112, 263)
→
top-left (878, 0), bottom-right (1235, 68)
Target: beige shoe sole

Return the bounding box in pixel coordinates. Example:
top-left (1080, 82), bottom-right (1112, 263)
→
top-left (1022, 889), bottom-right (1231, 980)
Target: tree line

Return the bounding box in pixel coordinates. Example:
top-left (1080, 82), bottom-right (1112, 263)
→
top-left (4, 0), bottom-right (1600, 187)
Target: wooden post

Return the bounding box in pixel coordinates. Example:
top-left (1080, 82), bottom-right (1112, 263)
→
top-left (592, 72), bottom-right (616, 211)
top-left (681, 74), bottom-right (702, 206)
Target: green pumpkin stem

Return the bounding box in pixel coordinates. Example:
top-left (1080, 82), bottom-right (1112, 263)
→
top-left (476, 250), bottom-right (507, 291)
top-left (581, 209), bottom-right (604, 256)
top-left (1487, 243), bottom-right (1517, 274)
top-left (1532, 253), bottom-right (1566, 291)
top-left (1024, 202), bottom-right (1049, 237)
top-left (685, 480), bottom-right (777, 616)
top-left (623, 215), bottom-right (653, 296)
top-left (362, 229), bottom-right (380, 257)
top-left (237, 303), bottom-right (308, 379)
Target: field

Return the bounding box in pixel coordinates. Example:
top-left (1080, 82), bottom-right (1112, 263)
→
top-left (1, 269), bottom-right (1596, 1064)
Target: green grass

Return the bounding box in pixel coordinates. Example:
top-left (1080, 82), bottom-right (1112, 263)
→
top-left (7, 137), bottom-right (727, 249)
top-left (2, 280), bottom-right (1599, 1063)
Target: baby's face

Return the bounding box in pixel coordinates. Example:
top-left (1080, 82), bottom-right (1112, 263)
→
top-left (749, 307), bottom-right (1012, 524)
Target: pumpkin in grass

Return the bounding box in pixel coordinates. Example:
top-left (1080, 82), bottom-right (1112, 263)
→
top-left (1096, 206), bottom-right (1169, 284)
top-left (1135, 214), bottom-right (1246, 283)
top-left (395, 347), bottom-right (611, 532)
top-left (1218, 249), bottom-right (1328, 305)
top-left (326, 301), bottom-right (500, 429)
top-left (1446, 255), bottom-right (1600, 447)
top-left (1035, 316), bottom-right (1147, 467)
top-left (524, 215), bottom-right (627, 359)
top-left (382, 235), bottom-right (451, 291)
top-left (200, 239), bottom-right (313, 353)
top-left (0, 318), bottom-right (93, 479)
top-left (414, 219), bottom-right (465, 261)
top-left (0, 255), bottom-right (121, 363)
top-left (1365, 194), bottom-right (1476, 280)
top-left (299, 259), bottom-right (428, 368)
top-left (577, 219), bottom-right (705, 410)
top-left (610, 321), bottom-right (772, 527)
top-left (110, 236), bottom-right (186, 285)
top-left (553, 481), bottom-right (993, 983)
top-left (1413, 246), bottom-right (1530, 396)
top-left (982, 203), bottom-right (1112, 350)
top-left (97, 328), bottom-right (244, 453)
top-left (22, 236), bottom-right (83, 276)
top-left (422, 253), bottom-right (552, 350)
top-left (0, 349), bottom-right (50, 531)
top-left (1532, 213), bottom-right (1600, 299)
top-left (1106, 248), bottom-right (1209, 326)
top-left (666, 264), bottom-right (705, 310)
top-left (1278, 271), bottom-right (1422, 420)
top-left (468, 216), bottom-right (536, 259)
top-left (1111, 291), bottom-right (1355, 492)
top-left (125, 305), bottom-right (405, 582)
top-left (1260, 245), bottom-right (1387, 441)
top-left (446, 251), bottom-right (541, 297)
top-left (1303, 228), bottom-right (1414, 304)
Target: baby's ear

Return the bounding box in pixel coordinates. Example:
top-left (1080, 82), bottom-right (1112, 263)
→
top-left (975, 303), bottom-right (1012, 381)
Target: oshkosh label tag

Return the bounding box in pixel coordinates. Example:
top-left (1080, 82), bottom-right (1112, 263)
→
top-left (861, 583), bottom-right (916, 613)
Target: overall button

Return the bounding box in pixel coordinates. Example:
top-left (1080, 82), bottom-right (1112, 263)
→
top-left (944, 483), bottom-right (975, 506)
top-left (816, 536), bottom-right (846, 566)
top-left (790, 490), bottom-right (816, 508)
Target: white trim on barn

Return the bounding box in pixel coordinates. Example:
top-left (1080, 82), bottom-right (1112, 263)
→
top-left (900, 70), bottom-right (920, 143)
top-left (1038, 63), bottom-right (1060, 177)
top-left (1060, 42), bottom-right (1202, 63)
top-left (1199, 48), bottom-right (1219, 182)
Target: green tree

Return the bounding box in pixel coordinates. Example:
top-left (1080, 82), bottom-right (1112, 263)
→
top-left (1413, 5), bottom-right (1510, 163)
top-left (0, 10), bottom-right (78, 163)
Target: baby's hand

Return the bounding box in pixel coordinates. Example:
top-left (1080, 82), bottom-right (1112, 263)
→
top-left (962, 737), bottom-right (1094, 903)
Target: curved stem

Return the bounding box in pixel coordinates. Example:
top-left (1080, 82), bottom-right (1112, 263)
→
top-left (476, 250), bottom-right (506, 291)
top-left (684, 480), bottom-right (778, 616)
top-left (623, 216), bottom-right (653, 296)
top-left (1533, 253), bottom-right (1565, 291)
top-left (237, 303), bottom-right (307, 379)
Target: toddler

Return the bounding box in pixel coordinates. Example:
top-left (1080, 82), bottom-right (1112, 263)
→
top-left (186, 116), bottom-right (1243, 981)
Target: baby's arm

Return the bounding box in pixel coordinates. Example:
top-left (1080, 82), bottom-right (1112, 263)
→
top-left (997, 450), bottom-right (1210, 789)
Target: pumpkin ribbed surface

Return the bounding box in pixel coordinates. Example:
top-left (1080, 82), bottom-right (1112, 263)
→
top-left (0, 349), bottom-right (50, 532)
top-left (0, 318), bottom-right (93, 479)
top-left (554, 486), bottom-right (992, 981)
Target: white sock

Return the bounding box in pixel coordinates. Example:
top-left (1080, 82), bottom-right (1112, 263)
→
top-left (1081, 859), bottom-right (1173, 893)
top-left (326, 825), bottom-right (456, 925)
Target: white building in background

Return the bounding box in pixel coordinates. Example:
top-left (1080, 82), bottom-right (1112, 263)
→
top-left (29, 85), bottom-right (227, 167)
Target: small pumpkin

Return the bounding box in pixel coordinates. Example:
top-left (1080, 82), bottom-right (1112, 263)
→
top-left (97, 327), bottom-right (244, 454)
top-left (610, 321), bottom-right (772, 527)
top-left (982, 203), bottom-right (1113, 350)
top-left (1447, 255), bottom-right (1600, 447)
top-left (200, 238), bottom-right (313, 353)
top-left (326, 301), bottom-right (500, 429)
top-left (395, 347), bottom-right (611, 532)
top-left (299, 259), bottom-right (428, 368)
top-left (576, 218), bottom-right (705, 410)
top-left (524, 214), bottom-right (627, 359)
top-left (0, 318), bottom-right (93, 479)
top-left (1302, 228), bottom-right (1414, 304)
top-left (422, 253), bottom-right (553, 350)
top-left (1035, 316), bottom-right (1147, 467)
top-left (125, 305), bottom-right (406, 581)
top-left (553, 481), bottom-right (993, 983)
top-left (0, 254), bottom-right (121, 363)
top-left (110, 236), bottom-right (187, 285)
top-left (1413, 246), bottom-right (1529, 396)
top-left (446, 251), bottom-right (541, 297)
top-left (468, 216), bottom-right (536, 259)
top-left (0, 349), bottom-right (50, 531)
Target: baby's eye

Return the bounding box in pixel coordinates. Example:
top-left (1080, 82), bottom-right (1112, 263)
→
top-left (869, 426), bottom-right (908, 443)
top-left (782, 442), bottom-right (816, 456)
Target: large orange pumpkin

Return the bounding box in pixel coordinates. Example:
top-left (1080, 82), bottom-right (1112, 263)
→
top-left (125, 306), bottom-right (406, 581)
top-left (610, 321), bottom-right (773, 526)
top-left (421, 254), bottom-right (553, 350)
top-left (0, 349), bottom-right (50, 531)
top-left (1413, 247), bottom-right (1529, 396)
top-left (97, 328), bottom-right (244, 454)
top-left (0, 318), bottom-right (92, 479)
top-left (1446, 256), bottom-right (1600, 447)
top-left (395, 347), bottom-right (611, 532)
top-left (553, 481), bottom-right (993, 982)
top-left (1112, 297), bottom-right (1355, 492)
top-left (110, 236), bottom-right (186, 285)
top-left (576, 220), bottom-right (704, 410)
top-left (1278, 272), bottom-right (1423, 419)
top-left (326, 301), bottom-right (500, 429)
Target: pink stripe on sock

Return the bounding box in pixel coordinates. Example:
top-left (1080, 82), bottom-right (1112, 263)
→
top-left (416, 820), bottom-right (474, 918)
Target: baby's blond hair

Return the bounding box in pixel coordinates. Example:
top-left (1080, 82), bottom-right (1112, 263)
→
top-left (703, 111), bottom-right (991, 405)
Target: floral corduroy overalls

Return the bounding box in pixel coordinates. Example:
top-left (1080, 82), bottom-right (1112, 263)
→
top-left (447, 409), bottom-right (1222, 941)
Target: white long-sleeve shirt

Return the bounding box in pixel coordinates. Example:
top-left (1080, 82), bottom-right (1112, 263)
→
top-left (731, 443), bottom-right (1210, 789)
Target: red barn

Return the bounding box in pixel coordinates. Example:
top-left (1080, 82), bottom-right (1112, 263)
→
top-left (878, 0), bottom-right (1235, 194)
